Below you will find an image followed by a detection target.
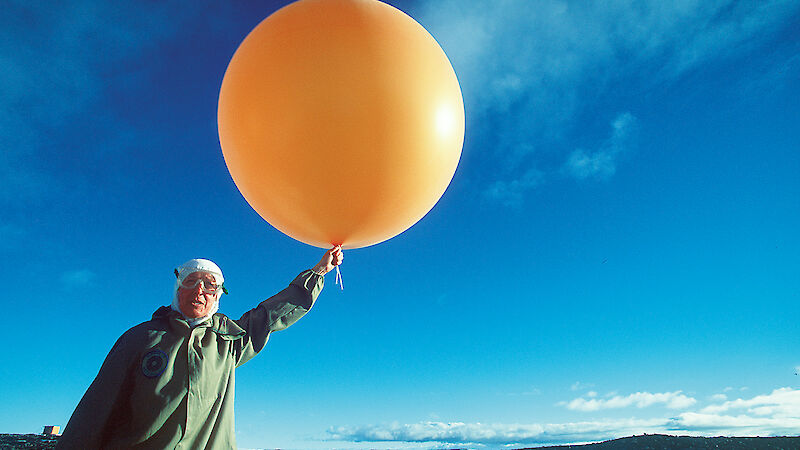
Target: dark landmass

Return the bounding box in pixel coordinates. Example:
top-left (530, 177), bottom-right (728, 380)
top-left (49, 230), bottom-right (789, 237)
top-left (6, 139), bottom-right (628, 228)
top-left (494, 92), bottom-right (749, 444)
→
top-left (0, 434), bottom-right (59, 450)
top-left (521, 434), bottom-right (800, 450)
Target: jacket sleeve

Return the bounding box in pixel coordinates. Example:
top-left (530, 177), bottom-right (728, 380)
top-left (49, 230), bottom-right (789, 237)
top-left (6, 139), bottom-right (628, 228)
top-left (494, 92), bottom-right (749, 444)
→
top-left (232, 269), bottom-right (324, 366)
top-left (56, 330), bottom-right (138, 450)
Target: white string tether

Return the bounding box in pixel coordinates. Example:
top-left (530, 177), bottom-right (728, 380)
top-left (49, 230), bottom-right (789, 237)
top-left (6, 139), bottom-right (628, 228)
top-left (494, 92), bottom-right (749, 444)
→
top-left (335, 264), bottom-right (343, 290)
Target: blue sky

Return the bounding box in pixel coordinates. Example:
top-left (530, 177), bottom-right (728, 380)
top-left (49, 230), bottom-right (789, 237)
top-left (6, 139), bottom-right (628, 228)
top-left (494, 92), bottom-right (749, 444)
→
top-left (2, 0), bottom-right (799, 448)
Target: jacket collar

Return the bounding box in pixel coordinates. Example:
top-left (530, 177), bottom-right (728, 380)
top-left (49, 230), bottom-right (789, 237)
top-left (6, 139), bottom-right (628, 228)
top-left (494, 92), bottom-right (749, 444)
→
top-left (208, 313), bottom-right (246, 339)
top-left (152, 306), bottom-right (245, 339)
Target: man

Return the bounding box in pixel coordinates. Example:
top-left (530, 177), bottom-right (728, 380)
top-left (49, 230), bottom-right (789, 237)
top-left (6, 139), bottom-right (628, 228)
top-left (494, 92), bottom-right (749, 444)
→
top-left (57, 247), bottom-right (343, 449)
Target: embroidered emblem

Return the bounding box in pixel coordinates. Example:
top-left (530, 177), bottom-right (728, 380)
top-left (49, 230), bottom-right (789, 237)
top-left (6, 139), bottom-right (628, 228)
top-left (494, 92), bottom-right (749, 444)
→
top-left (141, 349), bottom-right (168, 378)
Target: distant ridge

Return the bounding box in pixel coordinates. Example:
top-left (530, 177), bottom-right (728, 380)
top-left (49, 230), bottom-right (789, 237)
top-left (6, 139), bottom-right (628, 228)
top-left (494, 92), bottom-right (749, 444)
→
top-left (521, 434), bottom-right (800, 450)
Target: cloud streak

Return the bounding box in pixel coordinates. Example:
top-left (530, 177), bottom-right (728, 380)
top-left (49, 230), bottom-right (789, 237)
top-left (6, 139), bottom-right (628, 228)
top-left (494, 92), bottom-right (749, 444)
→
top-left (562, 389), bottom-right (695, 411)
top-left (60, 269), bottom-right (97, 289)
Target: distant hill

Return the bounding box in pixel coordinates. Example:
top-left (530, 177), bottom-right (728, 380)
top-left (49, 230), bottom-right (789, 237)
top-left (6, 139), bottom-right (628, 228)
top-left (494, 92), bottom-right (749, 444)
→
top-left (522, 434), bottom-right (800, 449)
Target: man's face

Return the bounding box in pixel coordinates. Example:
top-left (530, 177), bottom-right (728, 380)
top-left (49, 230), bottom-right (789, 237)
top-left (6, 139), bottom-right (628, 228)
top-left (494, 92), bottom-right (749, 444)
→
top-left (177, 271), bottom-right (219, 319)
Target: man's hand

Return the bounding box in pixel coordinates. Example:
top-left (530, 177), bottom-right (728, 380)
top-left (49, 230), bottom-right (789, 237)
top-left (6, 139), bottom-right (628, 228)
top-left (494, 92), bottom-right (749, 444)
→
top-left (312, 246), bottom-right (343, 275)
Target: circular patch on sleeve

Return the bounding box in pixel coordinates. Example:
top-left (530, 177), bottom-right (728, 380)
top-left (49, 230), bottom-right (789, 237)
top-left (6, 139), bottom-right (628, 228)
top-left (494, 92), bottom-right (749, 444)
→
top-left (141, 349), bottom-right (168, 378)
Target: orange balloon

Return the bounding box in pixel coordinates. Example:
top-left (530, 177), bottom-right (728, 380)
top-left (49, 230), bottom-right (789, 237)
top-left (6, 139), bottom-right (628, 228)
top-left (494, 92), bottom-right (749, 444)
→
top-left (218, 0), bottom-right (465, 249)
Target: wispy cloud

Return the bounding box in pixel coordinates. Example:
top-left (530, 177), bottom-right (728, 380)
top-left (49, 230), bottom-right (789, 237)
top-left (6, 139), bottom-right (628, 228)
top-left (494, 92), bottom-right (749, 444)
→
top-left (329, 387), bottom-right (800, 446)
top-left (60, 269), bottom-right (97, 289)
top-left (561, 389), bottom-right (696, 411)
top-left (416, 0), bottom-right (799, 200)
top-left (571, 381), bottom-right (596, 392)
top-left (504, 386), bottom-right (542, 397)
top-left (482, 167), bottom-right (543, 207)
top-left (565, 113), bottom-right (637, 180)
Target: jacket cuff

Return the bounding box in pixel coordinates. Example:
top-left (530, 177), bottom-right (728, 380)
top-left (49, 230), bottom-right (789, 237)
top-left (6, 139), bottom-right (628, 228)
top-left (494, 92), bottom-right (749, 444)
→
top-left (291, 269), bottom-right (325, 309)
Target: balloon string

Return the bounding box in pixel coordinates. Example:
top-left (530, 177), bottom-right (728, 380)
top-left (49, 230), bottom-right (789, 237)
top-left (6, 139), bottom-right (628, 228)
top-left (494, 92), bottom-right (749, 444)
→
top-left (335, 265), bottom-right (343, 290)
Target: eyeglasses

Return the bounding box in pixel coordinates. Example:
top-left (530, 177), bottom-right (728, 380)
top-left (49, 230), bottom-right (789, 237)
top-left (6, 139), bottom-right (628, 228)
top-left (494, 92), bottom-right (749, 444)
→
top-left (181, 275), bottom-right (222, 294)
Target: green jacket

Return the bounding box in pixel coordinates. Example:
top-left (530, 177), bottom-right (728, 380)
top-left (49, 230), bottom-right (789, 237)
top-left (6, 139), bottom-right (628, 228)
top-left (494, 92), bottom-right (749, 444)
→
top-left (57, 270), bottom-right (323, 449)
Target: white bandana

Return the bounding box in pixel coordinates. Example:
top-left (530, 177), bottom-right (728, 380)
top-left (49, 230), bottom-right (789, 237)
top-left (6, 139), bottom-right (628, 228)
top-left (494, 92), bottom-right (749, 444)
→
top-left (171, 258), bottom-right (224, 327)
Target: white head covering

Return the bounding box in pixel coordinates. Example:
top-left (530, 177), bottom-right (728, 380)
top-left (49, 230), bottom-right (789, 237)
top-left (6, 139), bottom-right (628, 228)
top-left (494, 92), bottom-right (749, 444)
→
top-left (171, 258), bottom-right (225, 327)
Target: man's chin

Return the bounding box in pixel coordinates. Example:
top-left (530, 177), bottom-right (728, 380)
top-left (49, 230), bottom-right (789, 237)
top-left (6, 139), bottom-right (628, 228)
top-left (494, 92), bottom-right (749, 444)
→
top-left (180, 304), bottom-right (207, 319)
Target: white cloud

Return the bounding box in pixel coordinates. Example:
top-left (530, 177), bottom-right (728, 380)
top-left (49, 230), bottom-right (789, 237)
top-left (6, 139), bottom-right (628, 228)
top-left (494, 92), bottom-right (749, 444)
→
top-left (671, 412), bottom-right (800, 436)
top-left (329, 388), bottom-right (800, 446)
top-left (328, 418), bottom-right (668, 446)
top-left (562, 390), bottom-right (696, 411)
top-left (700, 387), bottom-right (800, 417)
top-left (710, 394), bottom-right (728, 402)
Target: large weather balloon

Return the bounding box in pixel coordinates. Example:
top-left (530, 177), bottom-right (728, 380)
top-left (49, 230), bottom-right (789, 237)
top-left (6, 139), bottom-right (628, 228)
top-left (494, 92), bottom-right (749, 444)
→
top-left (218, 0), bottom-right (464, 249)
